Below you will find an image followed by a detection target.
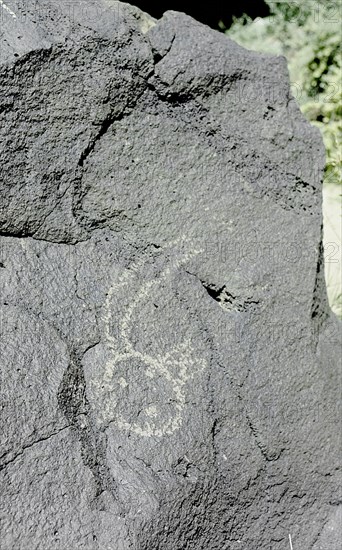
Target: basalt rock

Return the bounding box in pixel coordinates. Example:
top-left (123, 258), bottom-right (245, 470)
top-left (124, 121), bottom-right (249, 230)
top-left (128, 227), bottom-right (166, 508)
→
top-left (0, 1), bottom-right (341, 549)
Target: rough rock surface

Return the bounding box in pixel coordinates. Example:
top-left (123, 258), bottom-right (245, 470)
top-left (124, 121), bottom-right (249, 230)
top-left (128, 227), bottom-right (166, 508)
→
top-left (0, 1), bottom-right (341, 549)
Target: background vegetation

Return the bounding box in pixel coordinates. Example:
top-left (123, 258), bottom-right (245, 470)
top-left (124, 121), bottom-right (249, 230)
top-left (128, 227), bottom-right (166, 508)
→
top-left (226, 1), bottom-right (341, 317)
top-left (226, 0), bottom-right (341, 186)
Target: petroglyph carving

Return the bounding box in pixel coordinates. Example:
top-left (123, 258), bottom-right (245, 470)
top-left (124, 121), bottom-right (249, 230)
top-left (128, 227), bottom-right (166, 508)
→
top-left (93, 238), bottom-right (206, 437)
top-left (0, 1), bottom-right (17, 19)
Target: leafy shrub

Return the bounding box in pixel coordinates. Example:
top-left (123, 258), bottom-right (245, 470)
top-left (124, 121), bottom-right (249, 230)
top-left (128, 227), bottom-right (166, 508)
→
top-left (226, 0), bottom-right (342, 186)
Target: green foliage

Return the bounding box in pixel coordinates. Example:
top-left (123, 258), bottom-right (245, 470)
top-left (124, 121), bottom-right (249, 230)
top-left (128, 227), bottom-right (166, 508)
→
top-left (227, 0), bottom-right (342, 185)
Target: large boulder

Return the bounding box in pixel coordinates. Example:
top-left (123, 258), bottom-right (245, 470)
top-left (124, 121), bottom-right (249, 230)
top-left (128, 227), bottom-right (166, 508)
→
top-left (0, 1), bottom-right (340, 548)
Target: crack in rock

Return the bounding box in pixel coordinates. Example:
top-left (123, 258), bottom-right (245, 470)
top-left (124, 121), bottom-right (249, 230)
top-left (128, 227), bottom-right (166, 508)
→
top-left (201, 281), bottom-right (260, 313)
top-left (57, 346), bottom-right (118, 501)
top-left (0, 426), bottom-right (70, 471)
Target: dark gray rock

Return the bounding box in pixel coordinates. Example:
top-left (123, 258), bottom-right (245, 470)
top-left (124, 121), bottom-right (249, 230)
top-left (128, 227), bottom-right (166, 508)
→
top-left (0, 1), bottom-right (341, 548)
